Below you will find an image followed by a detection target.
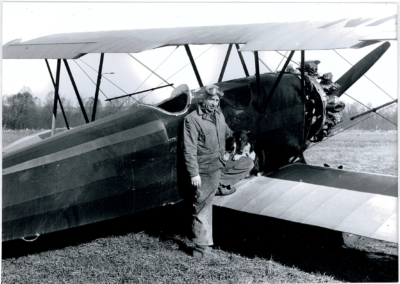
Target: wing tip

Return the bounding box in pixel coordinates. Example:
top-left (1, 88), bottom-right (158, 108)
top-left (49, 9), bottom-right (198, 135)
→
top-left (3, 38), bottom-right (22, 46)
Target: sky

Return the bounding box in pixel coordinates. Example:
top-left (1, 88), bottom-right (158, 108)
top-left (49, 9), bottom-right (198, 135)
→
top-left (1, 2), bottom-right (398, 109)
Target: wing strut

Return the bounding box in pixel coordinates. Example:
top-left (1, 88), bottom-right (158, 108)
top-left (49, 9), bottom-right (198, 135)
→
top-left (263, 51), bottom-right (295, 110)
top-left (301, 50), bottom-right (305, 101)
top-left (218, 44), bottom-right (233, 82)
top-left (350, 99), bottom-right (397, 121)
top-left (91, 53), bottom-right (104, 122)
top-left (235, 44), bottom-right (249, 77)
top-left (63, 59), bottom-right (89, 124)
top-left (254, 51), bottom-right (261, 101)
top-left (45, 59), bottom-right (70, 134)
top-left (184, 45), bottom-right (203, 87)
top-left (51, 60), bottom-right (60, 135)
top-left (300, 50), bottom-right (311, 150)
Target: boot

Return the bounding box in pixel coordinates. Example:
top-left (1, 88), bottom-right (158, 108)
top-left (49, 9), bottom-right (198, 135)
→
top-left (192, 245), bottom-right (217, 259)
top-left (216, 185), bottom-right (236, 196)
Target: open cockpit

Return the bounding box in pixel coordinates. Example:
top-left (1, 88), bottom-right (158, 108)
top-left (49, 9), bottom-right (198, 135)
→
top-left (144, 84), bottom-right (192, 116)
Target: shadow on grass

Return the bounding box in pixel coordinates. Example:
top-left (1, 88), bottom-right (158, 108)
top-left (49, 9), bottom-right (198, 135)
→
top-left (3, 202), bottom-right (398, 282)
top-left (213, 207), bottom-right (398, 283)
top-left (1, 201), bottom-right (193, 259)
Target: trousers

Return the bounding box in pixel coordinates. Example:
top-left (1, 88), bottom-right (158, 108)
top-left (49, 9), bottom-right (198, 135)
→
top-left (192, 170), bottom-right (221, 246)
top-left (219, 156), bottom-right (254, 187)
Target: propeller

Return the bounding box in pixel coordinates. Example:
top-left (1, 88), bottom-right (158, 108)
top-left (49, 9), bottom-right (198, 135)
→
top-left (335, 41), bottom-right (391, 97)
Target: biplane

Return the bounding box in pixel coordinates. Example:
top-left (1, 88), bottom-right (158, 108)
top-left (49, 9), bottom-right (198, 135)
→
top-left (2, 15), bottom-right (398, 244)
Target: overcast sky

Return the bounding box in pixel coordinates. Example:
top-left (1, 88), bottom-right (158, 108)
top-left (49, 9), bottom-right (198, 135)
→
top-left (1, 2), bottom-right (398, 109)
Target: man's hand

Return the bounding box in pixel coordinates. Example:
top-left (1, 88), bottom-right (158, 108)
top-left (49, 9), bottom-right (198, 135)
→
top-left (191, 175), bottom-right (201, 188)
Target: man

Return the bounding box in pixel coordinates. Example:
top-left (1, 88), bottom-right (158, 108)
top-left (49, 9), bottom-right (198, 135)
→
top-left (183, 85), bottom-right (232, 259)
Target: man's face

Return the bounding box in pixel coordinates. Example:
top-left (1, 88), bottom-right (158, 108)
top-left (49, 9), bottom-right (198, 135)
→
top-left (204, 94), bottom-right (220, 112)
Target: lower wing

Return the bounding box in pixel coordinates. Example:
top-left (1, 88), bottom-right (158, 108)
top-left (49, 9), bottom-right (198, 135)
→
top-left (214, 164), bottom-right (397, 243)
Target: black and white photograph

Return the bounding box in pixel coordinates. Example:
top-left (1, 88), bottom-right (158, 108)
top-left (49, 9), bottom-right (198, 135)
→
top-left (1, 1), bottom-right (398, 283)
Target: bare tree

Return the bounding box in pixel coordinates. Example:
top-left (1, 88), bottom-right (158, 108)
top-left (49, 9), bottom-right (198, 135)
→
top-left (2, 91), bottom-right (39, 129)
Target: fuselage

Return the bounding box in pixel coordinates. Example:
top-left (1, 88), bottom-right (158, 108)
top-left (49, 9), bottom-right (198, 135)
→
top-left (2, 72), bottom-right (315, 242)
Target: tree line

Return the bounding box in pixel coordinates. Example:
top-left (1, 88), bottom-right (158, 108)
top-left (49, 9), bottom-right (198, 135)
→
top-left (2, 91), bottom-right (132, 130)
top-left (2, 90), bottom-right (397, 131)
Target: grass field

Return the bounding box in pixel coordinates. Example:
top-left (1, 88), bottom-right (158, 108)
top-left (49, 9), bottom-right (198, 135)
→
top-left (2, 130), bottom-right (398, 283)
top-left (304, 130), bottom-right (397, 176)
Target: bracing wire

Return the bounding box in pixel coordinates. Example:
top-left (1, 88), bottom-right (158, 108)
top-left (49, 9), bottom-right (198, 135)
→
top-left (276, 51), bottom-right (300, 67)
top-left (127, 53), bottom-right (174, 88)
top-left (77, 58), bottom-right (138, 103)
top-left (327, 100), bottom-right (395, 131)
top-left (342, 92), bottom-right (397, 126)
top-left (131, 46), bottom-right (179, 100)
top-left (306, 102), bottom-right (397, 150)
top-left (333, 49), bottom-right (395, 101)
top-left (274, 50), bottom-right (397, 126)
top-left (306, 114), bottom-right (373, 150)
top-left (254, 52), bottom-right (273, 72)
top-left (168, 45), bottom-right (216, 80)
top-left (137, 44), bottom-right (216, 104)
top-left (338, 103), bottom-right (393, 134)
top-left (111, 46), bottom-right (180, 114)
top-left (275, 51), bottom-right (289, 72)
top-left (273, 50), bottom-right (398, 150)
top-left (73, 60), bottom-right (109, 99)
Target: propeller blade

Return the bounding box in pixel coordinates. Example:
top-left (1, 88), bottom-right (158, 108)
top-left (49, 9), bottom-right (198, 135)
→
top-left (335, 41), bottom-right (391, 97)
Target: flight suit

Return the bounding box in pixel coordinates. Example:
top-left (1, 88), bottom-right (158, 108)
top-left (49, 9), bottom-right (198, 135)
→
top-left (183, 103), bottom-right (232, 246)
top-left (219, 154), bottom-right (254, 188)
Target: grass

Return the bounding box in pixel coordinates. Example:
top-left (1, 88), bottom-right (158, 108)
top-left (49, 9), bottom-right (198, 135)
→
top-left (2, 233), bottom-right (339, 284)
top-left (304, 130), bottom-right (397, 176)
top-left (2, 129), bottom-right (398, 283)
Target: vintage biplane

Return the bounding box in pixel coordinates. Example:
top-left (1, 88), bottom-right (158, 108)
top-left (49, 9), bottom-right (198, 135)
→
top-left (2, 15), bottom-right (398, 244)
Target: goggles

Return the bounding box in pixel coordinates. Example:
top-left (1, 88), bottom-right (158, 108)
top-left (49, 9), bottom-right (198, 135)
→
top-left (205, 85), bottom-right (224, 97)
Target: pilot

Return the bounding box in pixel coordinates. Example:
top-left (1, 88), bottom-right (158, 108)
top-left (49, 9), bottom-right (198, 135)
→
top-left (183, 84), bottom-right (233, 259)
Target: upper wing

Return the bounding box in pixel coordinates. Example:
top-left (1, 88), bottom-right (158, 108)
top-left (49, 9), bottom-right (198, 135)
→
top-left (3, 16), bottom-right (396, 59)
top-left (214, 164), bottom-right (398, 243)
